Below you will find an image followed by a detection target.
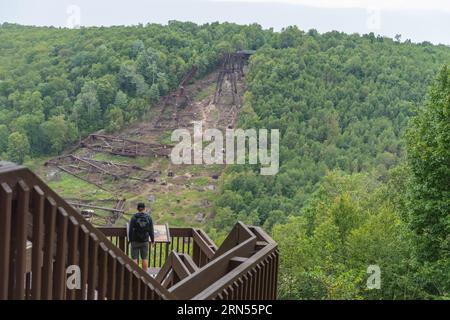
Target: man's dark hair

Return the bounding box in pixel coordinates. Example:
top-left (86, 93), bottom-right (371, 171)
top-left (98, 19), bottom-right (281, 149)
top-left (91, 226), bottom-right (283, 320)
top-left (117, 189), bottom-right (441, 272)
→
top-left (137, 202), bottom-right (146, 210)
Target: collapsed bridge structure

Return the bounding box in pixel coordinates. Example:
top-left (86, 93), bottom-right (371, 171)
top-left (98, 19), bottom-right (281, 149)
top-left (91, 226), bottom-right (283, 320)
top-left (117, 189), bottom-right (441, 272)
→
top-left (214, 50), bottom-right (254, 105)
top-left (66, 198), bottom-right (126, 226)
top-left (81, 134), bottom-right (172, 158)
top-left (45, 154), bottom-right (160, 190)
top-left (155, 65), bottom-right (198, 129)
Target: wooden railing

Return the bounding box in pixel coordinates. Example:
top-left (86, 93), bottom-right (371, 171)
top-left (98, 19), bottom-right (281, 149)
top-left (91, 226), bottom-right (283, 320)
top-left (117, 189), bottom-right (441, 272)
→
top-left (168, 223), bottom-right (278, 300)
top-left (100, 222), bottom-right (278, 299)
top-left (0, 161), bottom-right (173, 300)
top-left (0, 161), bottom-right (278, 300)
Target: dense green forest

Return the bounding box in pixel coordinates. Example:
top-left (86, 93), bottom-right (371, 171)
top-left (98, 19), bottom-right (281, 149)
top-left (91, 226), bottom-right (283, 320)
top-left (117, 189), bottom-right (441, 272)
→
top-left (210, 28), bottom-right (450, 299)
top-left (0, 22), bottom-right (448, 299)
top-left (0, 21), bottom-right (267, 161)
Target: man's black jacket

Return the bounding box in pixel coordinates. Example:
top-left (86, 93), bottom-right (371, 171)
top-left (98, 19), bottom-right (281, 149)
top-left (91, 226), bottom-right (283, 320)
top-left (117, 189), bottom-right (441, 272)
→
top-left (128, 212), bottom-right (155, 242)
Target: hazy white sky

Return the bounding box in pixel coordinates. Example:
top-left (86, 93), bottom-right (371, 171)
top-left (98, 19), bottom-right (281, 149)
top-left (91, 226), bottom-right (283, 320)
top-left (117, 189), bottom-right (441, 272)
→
top-left (1, 0), bottom-right (449, 45)
top-left (216, 0), bottom-right (450, 12)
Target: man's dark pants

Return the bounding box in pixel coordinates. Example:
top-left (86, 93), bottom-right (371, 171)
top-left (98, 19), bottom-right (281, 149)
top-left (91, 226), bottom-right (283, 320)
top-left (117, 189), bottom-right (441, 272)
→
top-left (131, 241), bottom-right (149, 260)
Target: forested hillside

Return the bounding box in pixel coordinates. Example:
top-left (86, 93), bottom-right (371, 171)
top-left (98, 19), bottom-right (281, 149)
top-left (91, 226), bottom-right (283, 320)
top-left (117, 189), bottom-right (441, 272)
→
top-left (213, 28), bottom-right (450, 229)
top-left (211, 28), bottom-right (450, 299)
top-left (0, 22), bottom-right (448, 300)
top-left (0, 22), bottom-right (266, 161)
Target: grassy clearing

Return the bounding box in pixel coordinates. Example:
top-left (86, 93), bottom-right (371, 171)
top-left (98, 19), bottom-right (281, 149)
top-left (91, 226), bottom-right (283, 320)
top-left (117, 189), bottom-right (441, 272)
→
top-left (47, 172), bottom-right (114, 199)
top-left (157, 130), bottom-right (174, 145)
top-left (149, 187), bottom-right (218, 227)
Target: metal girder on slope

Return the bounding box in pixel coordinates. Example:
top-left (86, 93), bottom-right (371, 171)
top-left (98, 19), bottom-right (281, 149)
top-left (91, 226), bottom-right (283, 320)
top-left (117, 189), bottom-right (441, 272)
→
top-left (67, 198), bottom-right (126, 226)
top-left (81, 134), bottom-right (172, 157)
top-left (154, 65), bottom-right (198, 129)
top-left (213, 52), bottom-right (247, 105)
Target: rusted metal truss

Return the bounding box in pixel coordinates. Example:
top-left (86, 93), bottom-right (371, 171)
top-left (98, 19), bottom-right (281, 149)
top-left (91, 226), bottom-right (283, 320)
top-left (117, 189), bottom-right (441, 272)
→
top-left (177, 65), bottom-right (198, 97)
top-left (81, 134), bottom-right (172, 158)
top-left (155, 65), bottom-right (198, 129)
top-left (213, 52), bottom-right (248, 105)
top-left (45, 154), bottom-right (160, 190)
top-left (66, 198), bottom-right (126, 226)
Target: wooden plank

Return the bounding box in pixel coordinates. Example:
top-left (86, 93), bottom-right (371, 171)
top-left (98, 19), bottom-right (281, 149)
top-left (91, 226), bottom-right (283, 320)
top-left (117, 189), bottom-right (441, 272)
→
top-left (273, 251), bottom-right (279, 299)
top-left (172, 253), bottom-right (191, 280)
top-left (133, 271), bottom-right (141, 300)
top-left (53, 207), bottom-right (68, 300)
top-left (155, 253), bottom-right (174, 283)
top-left (66, 216), bottom-right (79, 300)
top-left (0, 182), bottom-right (12, 299)
top-left (30, 186), bottom-right (45, 299)
top-left (263, 259), bottom-right (269, 299)
top-left (97, 243), bottom-right (108, 300)
top-left (192, 229), bottom-right (215, 259)
top-left (242, 275), bottom-right (249, 299)
top-left (25, 241), bottom-right (33, 273)
top-left (124, 264), bottom-right (134, 300)
top-left (256, 264), bottom-right (262, 300)
top-left (267, 255), bottom-right (274, 301)
top-left (229, 256), bottom-right (247, 270)
top-left (107, 251), bottom-right (117, 300)
top-left (25, 272), bottom-right (32, 300)
top-left (180, 253), bottom-right (199, 273)
top-left (161, 269), bottom-right (174, 289)
top-left (251, 264), bottom-right (259, 300)
top-left (115, 257), bottom-right (125, 300)
top-left (87, 234), bottom-right (99, 300)
top-left (77, 225), bottom-right (89, 300)
top-left (12, 180), bottom-right (30, 300)
top-left (41, 196), bottom-right (57, 299)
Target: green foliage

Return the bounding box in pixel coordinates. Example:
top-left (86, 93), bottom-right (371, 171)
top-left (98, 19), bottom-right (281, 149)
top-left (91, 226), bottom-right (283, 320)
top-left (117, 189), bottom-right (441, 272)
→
top-left (216, 29), bottom-right (450, 229)
top-left (211, 30), bottom-right (450, 300)
top-left (0, 22), bottom-right (268, 157)
top-left (1, 22), bottom-right (449, 300)
top-left (273, 171), bottom-right (421, 300)
top-left (105, 106), bottom-right (124, 133)
top-left (40, 115), bottom-right (77, 154)
top-left (6, 131), bottom-right (30, 164)
top-left (405, 66), bottom-right (450, 296)
top-left (0, 124), bottom-right (9, 153)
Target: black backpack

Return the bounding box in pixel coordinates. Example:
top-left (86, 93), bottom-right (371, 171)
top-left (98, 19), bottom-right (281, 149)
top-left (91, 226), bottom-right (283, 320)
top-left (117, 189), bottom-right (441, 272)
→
top-left (133, 214), bottom-right (150, 242)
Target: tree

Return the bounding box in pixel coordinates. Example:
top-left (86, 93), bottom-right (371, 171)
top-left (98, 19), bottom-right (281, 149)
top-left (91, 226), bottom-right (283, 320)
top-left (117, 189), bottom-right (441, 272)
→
top-left (6, 132), bottom-right (30, 164)
top-left (406, 66), bottom-right (450, 258)
top-left (272, 171), bottom-right (418, 300)
top-left (105, 106), bottom-right (124, 133)
top-left (72, 82), bottom-right (102, 133)
top-left (0, 125), bottom-right (9, 153)
top-left (40, 116), bottom-right (77, 154)
top-left (405, 66), bottom-right (450, 296)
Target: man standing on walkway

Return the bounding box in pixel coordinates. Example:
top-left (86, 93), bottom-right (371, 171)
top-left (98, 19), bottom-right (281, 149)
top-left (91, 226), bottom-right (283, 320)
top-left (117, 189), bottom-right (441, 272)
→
top-left (128, 202), bottom-right (154, 273)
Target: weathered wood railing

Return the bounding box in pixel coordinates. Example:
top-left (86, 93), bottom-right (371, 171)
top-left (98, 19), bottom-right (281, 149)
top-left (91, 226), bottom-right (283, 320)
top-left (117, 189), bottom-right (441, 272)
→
top-left (169, 223), bottom-right (278, 300)
top-left (0, 161), bottom-right (278, 300)
top-left (0, 162), bottom-right (172, 300)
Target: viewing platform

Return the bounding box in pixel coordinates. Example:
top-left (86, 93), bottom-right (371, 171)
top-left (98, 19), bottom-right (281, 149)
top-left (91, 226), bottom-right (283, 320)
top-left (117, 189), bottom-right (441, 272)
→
top-left (0, 161), bottom-right (278, 300)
